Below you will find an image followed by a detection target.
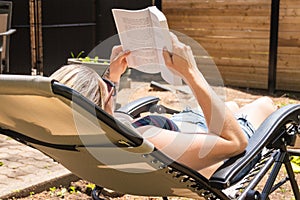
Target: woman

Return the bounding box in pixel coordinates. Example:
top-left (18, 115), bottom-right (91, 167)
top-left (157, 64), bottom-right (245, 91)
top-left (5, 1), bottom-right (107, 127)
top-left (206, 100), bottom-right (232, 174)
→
top-left (50, 47), bottom-right (130, 115)
top-left (50, 33), bottom-right (277, 178)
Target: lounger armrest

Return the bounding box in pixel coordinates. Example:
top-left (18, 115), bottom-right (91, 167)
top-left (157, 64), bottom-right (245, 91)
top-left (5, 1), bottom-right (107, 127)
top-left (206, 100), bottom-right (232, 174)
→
top-left (0, 29), bottom-right (16, 36)
top-left (116, 96), bottom-right (180, 119)
top-left (116, 96), bottom-right (160, 118)
top-left (288, 148), bottom-right (300, 156)
top-left (209, 104), bottom-right (300, 189)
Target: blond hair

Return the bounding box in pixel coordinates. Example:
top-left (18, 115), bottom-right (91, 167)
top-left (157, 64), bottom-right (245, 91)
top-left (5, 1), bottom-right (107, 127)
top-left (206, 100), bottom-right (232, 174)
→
top-left (50, 64), bottom-right (107, 109)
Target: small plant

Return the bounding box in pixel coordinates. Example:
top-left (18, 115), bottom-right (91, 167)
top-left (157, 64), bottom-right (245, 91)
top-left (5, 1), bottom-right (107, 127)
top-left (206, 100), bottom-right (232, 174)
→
top-left (70, 51), bottom-right (110, 64)
top-left (291, 156), bottom-right (300, 173)
top-left (68, 185), bottom-right (77, 194)
top-left (279, 186), bottom-right (286, 193)
top-left (70, 51), bottom-right (85, 59)
top-left (56, 187), bottom-right (67, 198)
top-left (12, 189), bottom-right (20, 193)
top-left (85, 183), bottom-right (96, 195)
top-left (79, 56), bottom-right (99, 63)
top-left (49, 186), bottom-right (56, 196)
top-left (87, 183), bottom-right (95, 190)
top-left (70, 51), bottom-right (101, 63)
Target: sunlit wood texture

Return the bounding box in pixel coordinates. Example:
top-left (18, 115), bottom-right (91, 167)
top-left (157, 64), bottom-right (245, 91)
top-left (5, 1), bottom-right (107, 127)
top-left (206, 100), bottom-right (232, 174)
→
top-left (29, 0), bottom-right (43, 75)
top-left (163, 0), bottom-right (300, 91)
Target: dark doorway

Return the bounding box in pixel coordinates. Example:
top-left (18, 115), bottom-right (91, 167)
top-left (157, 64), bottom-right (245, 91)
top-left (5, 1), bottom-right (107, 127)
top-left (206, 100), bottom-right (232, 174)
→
top-left (9, 0), bottom-right (161, 76)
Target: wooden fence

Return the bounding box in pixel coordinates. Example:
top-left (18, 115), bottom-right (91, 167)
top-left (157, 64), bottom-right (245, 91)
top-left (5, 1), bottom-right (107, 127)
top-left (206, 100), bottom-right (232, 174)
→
top-left (162, 0), bottom-right (300, 91)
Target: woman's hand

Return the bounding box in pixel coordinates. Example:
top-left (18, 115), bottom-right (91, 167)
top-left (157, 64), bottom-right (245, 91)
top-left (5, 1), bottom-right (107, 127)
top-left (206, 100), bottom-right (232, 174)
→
top-left (109, 45), bottom-right (130, 83)
top-left (162, 32), bottom-right (198, 80)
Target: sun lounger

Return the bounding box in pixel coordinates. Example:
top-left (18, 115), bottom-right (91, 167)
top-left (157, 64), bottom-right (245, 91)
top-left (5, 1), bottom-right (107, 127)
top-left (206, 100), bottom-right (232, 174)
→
top-left (0, 74), bottom-right (299, 200)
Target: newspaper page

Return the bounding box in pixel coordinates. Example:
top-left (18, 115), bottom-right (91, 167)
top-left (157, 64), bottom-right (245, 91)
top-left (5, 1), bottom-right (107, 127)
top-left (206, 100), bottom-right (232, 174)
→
top-left (112, 6), bottom-right (182, 85)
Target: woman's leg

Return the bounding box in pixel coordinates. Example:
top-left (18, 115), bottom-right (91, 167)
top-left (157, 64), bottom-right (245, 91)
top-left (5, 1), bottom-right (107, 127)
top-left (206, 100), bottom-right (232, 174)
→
top-left (225, 101), bottom-right (240, 113)
top-left (234, 96), bottom-right (277, 129)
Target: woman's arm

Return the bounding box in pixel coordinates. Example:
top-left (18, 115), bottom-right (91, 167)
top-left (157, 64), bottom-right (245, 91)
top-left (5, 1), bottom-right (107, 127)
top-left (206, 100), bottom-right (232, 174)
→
top-left (107, 45), bottom-right (130, 83)
top-left (139, 33), bottom-right (248, 170)
top-left (136, 124), bottom-right (245, 175)
top-left (164, 33), bottom-right (247, 145)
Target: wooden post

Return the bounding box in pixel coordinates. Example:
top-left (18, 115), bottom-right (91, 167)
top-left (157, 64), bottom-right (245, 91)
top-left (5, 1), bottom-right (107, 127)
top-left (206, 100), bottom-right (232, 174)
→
top-left (29, 0), bottom-right (43, 76)
top-left (37, 0), bottom-right (43, 75)
top-left (268, 0), bottom-right (280, 94)
top-left (29, 0), bottom-right (36, 75)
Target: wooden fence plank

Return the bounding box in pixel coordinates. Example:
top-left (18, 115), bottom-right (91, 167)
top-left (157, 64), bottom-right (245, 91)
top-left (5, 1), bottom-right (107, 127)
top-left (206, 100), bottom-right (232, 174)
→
top-left (163, 0), bottom-right (300, 91)
top-left (165, 8), bottom-right (271, 16)
top-left (173, 29), bottom-right (270, 39)
top-left (278, 46), bottom-right (300, 54)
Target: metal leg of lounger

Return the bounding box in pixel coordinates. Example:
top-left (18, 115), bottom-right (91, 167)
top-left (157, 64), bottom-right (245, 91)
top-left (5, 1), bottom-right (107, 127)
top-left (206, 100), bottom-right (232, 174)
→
top-left (284, 152), bottom-right (300, 199)
top-left (273, 147), bottom-right (300, 200)
top-left (261, 148), bottom-right (300, 200)
top-left (91, 186), bottom-right (126, 200)
top-left (260, 150), bottom-right (285, 199)
top-left (91, 186), bottom-right (105, 200)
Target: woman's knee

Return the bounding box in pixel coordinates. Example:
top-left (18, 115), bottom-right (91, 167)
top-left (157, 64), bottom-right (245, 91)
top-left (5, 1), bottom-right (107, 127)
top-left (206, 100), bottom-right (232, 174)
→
top-left (236, 96), bottom-right (277, 129)
top-left (256, 96), bottom-right (273, 104)
top-left (254, 96), bottom-right (277, 113)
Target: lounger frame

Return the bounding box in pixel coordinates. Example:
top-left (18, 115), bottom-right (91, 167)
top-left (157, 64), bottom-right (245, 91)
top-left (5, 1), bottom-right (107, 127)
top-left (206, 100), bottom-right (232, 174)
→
top-left (0, 75), bottom-right (299, 200)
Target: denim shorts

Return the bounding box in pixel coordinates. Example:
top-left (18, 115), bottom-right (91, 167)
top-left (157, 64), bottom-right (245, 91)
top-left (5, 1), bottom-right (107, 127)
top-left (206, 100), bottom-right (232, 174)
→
top-left (170, 108), bottom-right (256, 139)
top-left (170, 108), bottom-right (208, 132)
top-left (235, 115), bottom-right (255, 139)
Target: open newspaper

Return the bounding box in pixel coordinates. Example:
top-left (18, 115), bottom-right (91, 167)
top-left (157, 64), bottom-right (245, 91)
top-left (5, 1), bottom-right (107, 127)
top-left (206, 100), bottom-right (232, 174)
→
top-left (112, 6), bottom-right (182, 85)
